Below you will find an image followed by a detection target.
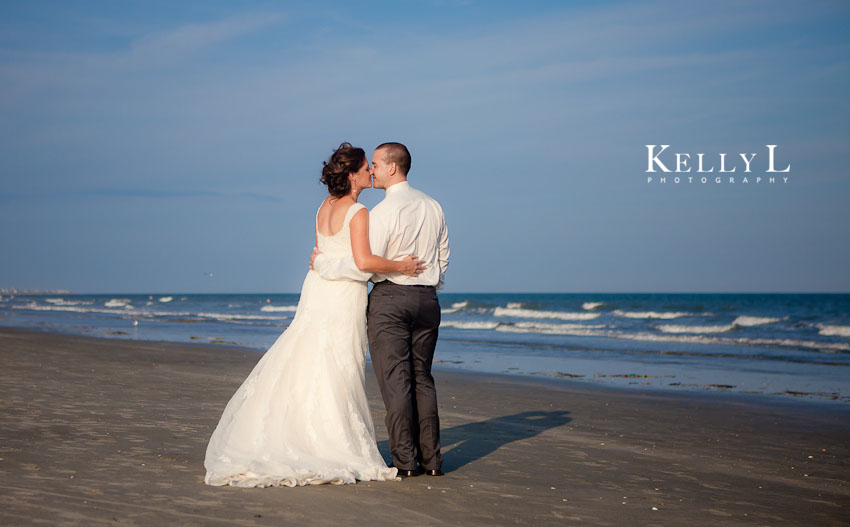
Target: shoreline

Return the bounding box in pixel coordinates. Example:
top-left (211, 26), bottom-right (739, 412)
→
top-left (1, 326), bottom-right (849, 525)
top-left (5, 322), bottom-right (849, 407)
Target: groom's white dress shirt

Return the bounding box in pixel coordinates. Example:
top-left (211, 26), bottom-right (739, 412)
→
top-left (313, 181), bottom-right (450, 289)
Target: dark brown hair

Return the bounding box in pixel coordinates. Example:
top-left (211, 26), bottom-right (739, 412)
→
top-left (320, 142), bottom-right (366, 198)
top-left (376, 142), bottom-right (411, 176)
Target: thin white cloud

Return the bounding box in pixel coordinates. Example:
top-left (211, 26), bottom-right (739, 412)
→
top-left (123, 12), bottom-right (285, 68)
top-left (0, 11), bottom-right (286, 107)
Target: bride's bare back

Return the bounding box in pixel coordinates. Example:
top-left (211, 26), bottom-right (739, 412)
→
top-left (316, 196), bottom-right (356, 238)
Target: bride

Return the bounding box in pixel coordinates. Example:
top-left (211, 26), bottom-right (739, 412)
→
top-left (204, 142), bottom-right (424, 487)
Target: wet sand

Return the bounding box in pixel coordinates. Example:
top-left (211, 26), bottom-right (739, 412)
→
top-left (0, 327), bottom-right (848, 526)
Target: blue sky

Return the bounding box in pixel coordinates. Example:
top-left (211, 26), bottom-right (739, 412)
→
top-left (1, 0), bottom-right (848, 293)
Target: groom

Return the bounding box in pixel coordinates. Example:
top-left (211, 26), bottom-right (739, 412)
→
top-left (312, 142), bottom-right (449, 477)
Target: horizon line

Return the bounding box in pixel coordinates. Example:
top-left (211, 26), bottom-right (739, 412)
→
top-left (3, 290), bottom-right (849, 296)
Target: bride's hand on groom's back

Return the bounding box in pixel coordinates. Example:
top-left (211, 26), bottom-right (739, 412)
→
top-left (399, 255), bottom-right (426, 277)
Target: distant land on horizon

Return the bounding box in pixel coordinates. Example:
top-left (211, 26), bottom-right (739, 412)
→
top-left (3, 289), bottom-right (848, 296)
top-left (0, 288), bottom-right (71, 295)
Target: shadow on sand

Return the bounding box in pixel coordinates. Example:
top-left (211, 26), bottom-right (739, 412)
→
top-left (379, 410), bottom-right (571, 473)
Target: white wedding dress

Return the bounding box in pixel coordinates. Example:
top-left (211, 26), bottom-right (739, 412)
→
top-left (204, 202), bottom-right (398, 487)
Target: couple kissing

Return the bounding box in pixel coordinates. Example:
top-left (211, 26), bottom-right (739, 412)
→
top-left (204, 142), bottom-right (450, 487)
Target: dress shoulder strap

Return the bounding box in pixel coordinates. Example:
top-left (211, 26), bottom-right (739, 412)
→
top-left (344, 202), bottom-right (366, 224)
top-left (315, 202), bottom-right (323, 228)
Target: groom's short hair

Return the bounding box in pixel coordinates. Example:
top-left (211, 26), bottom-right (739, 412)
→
top-left (376, 142), bottom-right (411, 176)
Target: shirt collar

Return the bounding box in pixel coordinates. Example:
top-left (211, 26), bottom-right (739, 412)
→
top-left (385, 180), bottom-right (410, 195)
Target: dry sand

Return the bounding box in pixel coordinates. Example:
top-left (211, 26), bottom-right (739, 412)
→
top-left (0, 327), bottom-right (848, 526)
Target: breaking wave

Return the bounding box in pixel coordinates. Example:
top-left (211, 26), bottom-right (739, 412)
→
top-left (613, 310), bottom-right (693, 319)
top-left (45, 298), bottom-right (95, 306)
top-left (260, 305), bottom-right (298, 312)
top-left (733, 316), bottom-right (783, 326)
top-left (440, 320), bottom-right (500, 330)
top-left (494, 307), bottom-right (601, 321)
top-left (656, 324), bottom-right (734, 334)
top-left (441, 301), bottom-right (469, 314)
top-left (819, 325), bottom-right (850, 338)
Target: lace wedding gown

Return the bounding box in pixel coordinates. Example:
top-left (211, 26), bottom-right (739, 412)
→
top-left (204, 202), bottom-right (398, 487)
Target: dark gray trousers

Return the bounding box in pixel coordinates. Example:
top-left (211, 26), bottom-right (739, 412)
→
top-left (367, 281), bottom-right (442, 471)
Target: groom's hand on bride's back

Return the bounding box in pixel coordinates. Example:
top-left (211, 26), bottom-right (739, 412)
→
top-left (309, 247), bottom-right (321, 270)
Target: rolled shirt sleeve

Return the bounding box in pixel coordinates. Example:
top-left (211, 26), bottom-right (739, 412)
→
top-left (312, 253), bottom-right (373, 282)
top-left (437, 219), bottom-right (450, 290)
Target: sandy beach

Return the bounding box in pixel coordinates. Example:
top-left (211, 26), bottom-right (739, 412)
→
top-left (0, 326), bottom-right (848, 526)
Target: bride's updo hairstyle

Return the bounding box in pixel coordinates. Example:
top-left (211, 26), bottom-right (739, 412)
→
top-left (321, 142), bottom-right (367, 198)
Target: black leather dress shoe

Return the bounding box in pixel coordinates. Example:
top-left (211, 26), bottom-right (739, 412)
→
top-left (423, 468), bottom-right (444, 477)
top-left (396, 468), bottom-right (420, 478)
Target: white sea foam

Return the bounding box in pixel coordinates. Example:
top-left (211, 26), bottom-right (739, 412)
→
top-left (45, 298), bottom-right (94, 306)
top-left (494, 307), bottom-right (601, 321)
top-left (497, 325), bottom-right (602, 336)
top-left (506, 302), bottom-right (523, 309)
top-left (733, 316), bottom-right (783, 326)
top-left (496, 325), bottom-right (850, 353)
top-left (496, 321), bottom-right (607, 336)
top-left (613, 310), bottom-right (692, 319)
top-left (13, 302), bottom-right (192, 318)
top-left (440, 319), bottom-right (608, 333)
top-left (625, 332), bottom-right (850, 352)
top-left (16, 302), bottom-right (113, 314)
top-left (515, 321), bottom-right (606, 330)
top-left (656, 316), bottom-right (783, 334)
top-left (104, 298), bottom-right (132, 308)
top-left (656, 324), bottom-right (734, 334)
top-left (197, 312), bottom-right (288, 322)
top-left (14, 301), bottom-right (288, 322)
top-left (735, 337), bottom-right (850, 352)
top-left (493, 322), bottom-right (850, 352)
top-left (582, 302), bottom-right (605, 310)
top-left (159, 296), bottom-right (173, 303)
top-left (440, 321), bottom-right (500, 330)
top-left (260, 305), bottom-right (298, 312)
top-left (819, 325), bottom-right (850, 338)
top-left (441, 301), bottom-right (469, 314)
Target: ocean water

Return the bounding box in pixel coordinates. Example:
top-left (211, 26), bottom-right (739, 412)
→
top-left (1, 292), bottom-right (848, 404)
